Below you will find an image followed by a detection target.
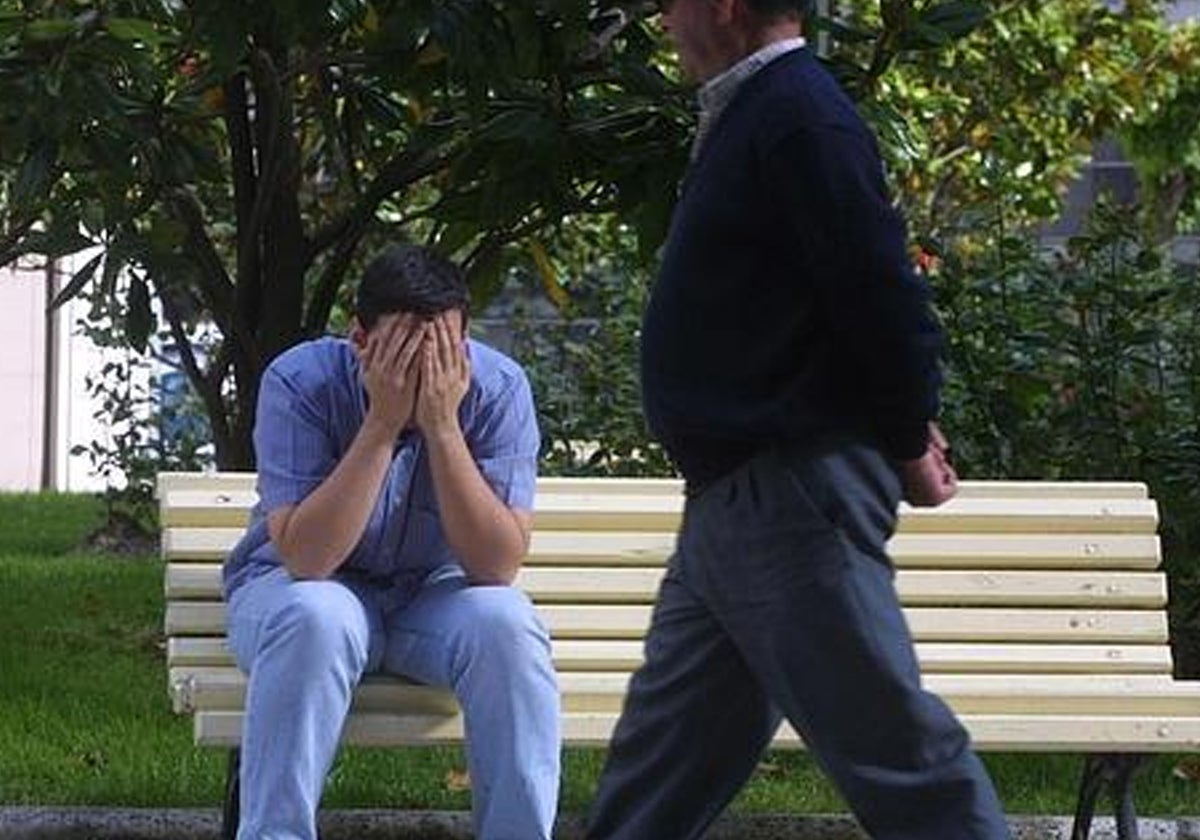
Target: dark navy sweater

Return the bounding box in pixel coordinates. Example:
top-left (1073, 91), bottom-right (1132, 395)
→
top-left (640, 48), bottom-right (943, 488)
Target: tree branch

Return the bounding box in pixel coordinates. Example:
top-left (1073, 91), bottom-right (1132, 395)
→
top-left (575, 2), bottom-right (656, 66)
top-left (159, 285), bottom-right (233, 458)
top-left (463, 212), bottom-right (552, 277)
top-left (303, 214), bottom-right (371, 337)
top-left (245, 49), bottom-right (287, 255)
top-left (167, 192), bottom-right (236, 318)
top-left (307, 143), bottom-right (456, 260)
top-left (223, 72), bottom-right (259, 291)
top-left (166, 191), bottom-right (263, 369)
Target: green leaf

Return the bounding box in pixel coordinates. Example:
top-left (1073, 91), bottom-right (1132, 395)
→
top-left (23, 18), bottom-right (79, 41)
top-left (147, 218), bottom-right (188, 252)
top-left (918, 0), bottom-right (988, 40)
top-left (0, 10), bottom-right (24, 41)
top-left (125, 275), bottom-right (155, 353)
top-left (23, 224), bottom-right (94, 260)
top-left (105, 17), bottom-right (167, 45)
top-left (529, 238), bottom-right (568, 310)
top-left (466, 247), bottom-right (506, 309)
top-left (13, 141), bottom-right (58, 210)
top-left (101, 233), bottom-right (134, 298)
top-left (49, 252), bottom-right (103, 311)
top-left (816, 17), bottom-right (877, 45)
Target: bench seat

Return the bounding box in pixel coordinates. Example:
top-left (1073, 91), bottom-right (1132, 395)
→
top-left (157, 472), bottom-right (1198, 839)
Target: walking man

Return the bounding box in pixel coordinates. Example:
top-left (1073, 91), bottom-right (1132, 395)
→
top-left (586, 1), bottom-right (1009, 837)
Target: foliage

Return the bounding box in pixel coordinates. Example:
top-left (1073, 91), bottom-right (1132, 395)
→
top-left (69, 278), bottom-right (213, 539)
top-left (826, 0), bottom-right (1193, 239)
top-left (1119, 21), bottom-right (1200, 240)
top-left (0, 0), bottom-right (692, 468)
top-left (932, 196), bottom-right (1200, 670)
top-left (5, 0), bottom-right (1200, 507)
top-left (506, 215), bottom-right (672, 477)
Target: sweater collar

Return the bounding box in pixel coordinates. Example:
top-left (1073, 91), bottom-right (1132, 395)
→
top-left (698, 37), bottom-right (808, 113)
top-left (692, 37), bottom-right (806, 159)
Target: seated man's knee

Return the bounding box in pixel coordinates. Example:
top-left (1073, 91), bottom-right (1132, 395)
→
top-left (263, 581), bottom-right (370, 669)
top-left (459, 586), bottom-right (551, 663)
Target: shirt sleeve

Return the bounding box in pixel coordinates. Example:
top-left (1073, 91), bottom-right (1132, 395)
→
top-left (762, 123), bottom-right (942, 460)
top-left (466, 367), bottom-right (541, 511)
top-left (253, 365), bottom-right (337, 513)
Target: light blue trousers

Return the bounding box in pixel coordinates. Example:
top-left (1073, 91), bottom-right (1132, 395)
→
top-left (227, 565), bottom-right (561, 840)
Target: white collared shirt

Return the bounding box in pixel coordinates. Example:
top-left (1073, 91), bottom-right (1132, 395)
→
top-left (692, 36), bottom-right (807, 159)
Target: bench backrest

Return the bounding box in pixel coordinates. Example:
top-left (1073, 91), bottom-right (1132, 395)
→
top-left (161, 472), bottom-right (1200, 751)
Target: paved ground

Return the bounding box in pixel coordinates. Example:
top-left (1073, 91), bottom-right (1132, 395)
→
top-left (1, 809), bottom-right (1199, 839)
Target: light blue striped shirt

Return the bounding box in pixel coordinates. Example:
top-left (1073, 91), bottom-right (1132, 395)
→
top-left (223, 336), bottom-right (540, 599)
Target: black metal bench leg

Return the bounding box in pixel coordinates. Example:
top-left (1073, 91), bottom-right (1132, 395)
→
top-left (1114, 755), bottom-right (1146, 840)
top-left (222, 747), bottom-right (241, 840)
top-left (1070, 754), bottom-right (1149, 840)
top-left (1072, 755), bottom-right (1106, 840)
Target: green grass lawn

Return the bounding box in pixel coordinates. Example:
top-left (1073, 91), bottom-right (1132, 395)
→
top-left (0, 491), bottom-right (1197, 816)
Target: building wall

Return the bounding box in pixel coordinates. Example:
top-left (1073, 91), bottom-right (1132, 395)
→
top-left (54, 292), bottom-right (124, 494)
top-left (0, 255), bottom-right (130, 493)
top-left (0, 265), bottom-right (47, 491)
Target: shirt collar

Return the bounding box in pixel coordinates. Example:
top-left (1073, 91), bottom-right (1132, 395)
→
top-left (697, 36), bottom-right (807, 121)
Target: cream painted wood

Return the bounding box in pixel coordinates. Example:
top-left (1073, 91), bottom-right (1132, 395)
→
top-left (161, 472), bottom-right (1198, 760)
top-left (159, 489), bottom-right (1159, 535)
top-left (156, 471), bottom-right (1149, 499)
top-left (163, 527), bottom-right (1163, 571)
top-left (165, 563), bottom-right (1168, 608)
top-left (167, 637), bottom-right (1174, 675)
top-left (171, 668), bottom-right (1200, 719)
top-left (193, 711), bottom-right (1200, 752)
top-left (165, 601), bottom-right (1168, 643)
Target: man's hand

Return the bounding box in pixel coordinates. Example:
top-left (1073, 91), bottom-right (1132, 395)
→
top-left (415, 312), bottom-right (471, 435)
top-left (356, 313), bottom-right (426, 437)
top-left (900, 422), bottom-right (958, 507)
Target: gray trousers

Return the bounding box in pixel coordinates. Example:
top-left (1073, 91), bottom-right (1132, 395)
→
top-left (586, 442), bottom-right (1009, 839)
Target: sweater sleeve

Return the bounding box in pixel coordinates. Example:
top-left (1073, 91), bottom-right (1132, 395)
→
top-left (762, 122), bottom-right (942, 460)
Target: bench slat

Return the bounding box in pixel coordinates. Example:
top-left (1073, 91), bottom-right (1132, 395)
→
top-left (192, 711), bottom-right (1200, 751)
top-left (164, 564), bottom-right (1168, 608)
top-left (532, 497), bottom-right (1160, 535)
top-left (162, 529), bottom-right (1163, 572)
top-left (156, 471), bottom-right (1149, 499)
top-left (159, 490), bottom-right (1159, 535)
top-left (166, 602), bottom-right (1168, 643)
top-left (167, 636), bottom-right (1175, 675)
top-left (173, 669), bottom-right (1200, 719)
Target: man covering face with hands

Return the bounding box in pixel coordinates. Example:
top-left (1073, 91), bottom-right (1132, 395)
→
top-left (222, 243), bottom-right (560, 840)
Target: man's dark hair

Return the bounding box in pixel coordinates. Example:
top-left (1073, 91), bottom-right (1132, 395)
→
top-left (743, 0), bottom-right (816, 21)
top-left (355, 243), bottom-right (470, 330)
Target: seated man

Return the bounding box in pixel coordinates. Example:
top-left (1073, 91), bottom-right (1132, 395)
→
top-left (222, 243), bottom-right (560, 840)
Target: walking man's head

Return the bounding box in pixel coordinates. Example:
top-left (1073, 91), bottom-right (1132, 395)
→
top-left (656, 0), bottom-right (812, 83)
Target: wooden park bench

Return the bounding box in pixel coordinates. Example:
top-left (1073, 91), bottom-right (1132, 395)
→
top-left (158, 471), bottom-right (1200, 840)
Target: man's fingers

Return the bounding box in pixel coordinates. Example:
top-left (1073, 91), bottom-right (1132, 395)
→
top-left (431, 314), bottom-right (452, 372)
top-left (385, 319), bottom-right (424, 375)
top-left (374, 315), bottom-right (409, 369)
top-left (398, 322), bottom-right (427, 374)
